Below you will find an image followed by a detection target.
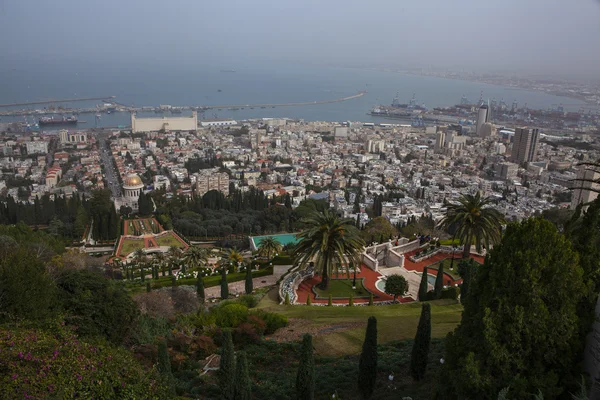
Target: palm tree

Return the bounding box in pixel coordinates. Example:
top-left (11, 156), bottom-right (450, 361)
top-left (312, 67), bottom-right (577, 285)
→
top-left (167, 245), bottom-right (181, 258)
top-left (167, 246), bottom-right (182, 273)
top-left (293, 210), bottom-right (365, 290)
top-left (438, 192), bottom-right (505, 259)
top-left (224, 248), bottom-right (244, 267)
top-left (258, 237), bottom-right (282, 260)
top-left (184, 246), bottom-right (208, 270)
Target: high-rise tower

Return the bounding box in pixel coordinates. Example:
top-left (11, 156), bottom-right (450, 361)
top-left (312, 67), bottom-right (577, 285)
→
top-left (510, 127), bottom-right (540, 165)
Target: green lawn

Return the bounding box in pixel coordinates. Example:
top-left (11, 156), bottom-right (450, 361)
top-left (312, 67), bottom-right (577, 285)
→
top-left (427, 257), bottom-right (482, 280)
top-left (258, 289), bottom-right (463, 356)
top-left (313, 278), bottom-right (371, 299)
top-left (427, 258), bottom-right (463, 280)
top-left (155, 233), bottom-right (185, 248)
top-left (439, 238), bottom-right (461, 246)
top-left (120, 238), bottom-right (145, 256)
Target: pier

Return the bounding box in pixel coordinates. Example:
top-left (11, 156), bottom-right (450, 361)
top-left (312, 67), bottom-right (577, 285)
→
top-left (0, 96), bottom-right (116, 108)
top-left (0, 91), bottom-right (366, 118)
top-left (201, 91), bottom-right (367, 110)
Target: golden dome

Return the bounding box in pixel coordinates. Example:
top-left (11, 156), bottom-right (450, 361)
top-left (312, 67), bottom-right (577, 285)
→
top-left (123, 173), bottom-right (143, 187)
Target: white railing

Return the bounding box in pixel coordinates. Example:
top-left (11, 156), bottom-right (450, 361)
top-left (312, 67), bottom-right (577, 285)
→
top-left (279, 266), bottom-right (315, 304)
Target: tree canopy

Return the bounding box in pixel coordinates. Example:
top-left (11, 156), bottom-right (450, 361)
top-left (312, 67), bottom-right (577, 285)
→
top-left (439, 218), bottom-right (585, 399)
top-left (438, 192), bottom-right (505, 258)
top-left (361, 216), bottom-right (398, 243)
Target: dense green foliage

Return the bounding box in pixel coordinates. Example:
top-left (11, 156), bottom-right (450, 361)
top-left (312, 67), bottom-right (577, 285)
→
top-left (457, 259), bottom-right (477, 305)
top-left (296, 334), bottom-right (315, 400)
top-left (219, 330), bottom-right (236, 400)
top-left (418, 267), bottom-right (429, 301)
top-left (0, 324), bottom-right (166, 399)
top-left (410, 303), bottom-right (431, 381)
top-left (434, 262), bottom-right (444, 299)
top-left (196, 273), bottom-right (205, 301)
top-left (158, 340), bottom-right (176, 395)
top-left (154, 187), bottom-right (295, 238)
top-left (245, 265), bottom-right (253, 295)
top-left (439, 218), bottom-right (585, 399)
top-left (57, 270), bottom-right (138, 344)
top-left (0, 244), bottom-right (57, 322)
top-left (384, 274), bottom-right (408, 301)
top-left (358, 316), bottom-right (378, 399)
top-left (258, 236), bottom-right (282, 259)
top-left (361, 216), bottom-right (398, 243)
top-left (235, 352), bottom-right (252, 400)
top-left (221, 267), bottom-right (229, 299)
top-left (294, 210), bottom-right (365, 289)
top-left (568, 197), bottom-right (600, 341)
top-left (438, 192), bottom-right (505, 258)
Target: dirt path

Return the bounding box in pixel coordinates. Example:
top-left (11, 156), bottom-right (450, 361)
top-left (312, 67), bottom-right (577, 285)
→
top-left (267, 318), bottom-right (365, 343)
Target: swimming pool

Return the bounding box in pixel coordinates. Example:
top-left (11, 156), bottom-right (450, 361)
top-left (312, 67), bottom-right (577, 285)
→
top-left (250, 233), bottom-right (299, 250)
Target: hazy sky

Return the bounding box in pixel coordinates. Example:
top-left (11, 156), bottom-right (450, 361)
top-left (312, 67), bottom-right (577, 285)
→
top-left (1, 0), bottom-right (599, 79)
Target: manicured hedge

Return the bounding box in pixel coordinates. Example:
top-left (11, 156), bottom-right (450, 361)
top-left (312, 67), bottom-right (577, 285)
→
top-left (148, 266), bottom-right (274, 290)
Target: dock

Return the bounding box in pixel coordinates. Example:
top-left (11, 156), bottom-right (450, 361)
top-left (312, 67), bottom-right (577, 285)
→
top-left (0, 91), bottom-right (367, 118)
top-left (201, 91), bottom-right (367, 110)
top-left (0, 96), bottom-right (116, 108)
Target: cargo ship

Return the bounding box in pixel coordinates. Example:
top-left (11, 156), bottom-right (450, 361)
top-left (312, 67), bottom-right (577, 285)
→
top-left (38, 116), bottom-right (78, 126)
top-left (368, 93), bottom-right (427, 118)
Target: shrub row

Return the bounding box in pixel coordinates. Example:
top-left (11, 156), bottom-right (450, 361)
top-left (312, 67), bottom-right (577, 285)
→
top-left (145, 266), bottom-right (274, 290)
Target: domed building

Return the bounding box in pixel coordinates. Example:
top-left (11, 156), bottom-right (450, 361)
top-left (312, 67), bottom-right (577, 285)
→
top-left (123, 173), bottom-right (144, 199)
top-left (119, 173), bottom-right (144, 212)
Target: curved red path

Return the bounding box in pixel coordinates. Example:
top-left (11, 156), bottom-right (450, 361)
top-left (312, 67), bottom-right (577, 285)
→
top-left (403, 250), bottom-right (484, 286)
top-left (295, 251), bottom-right (485, 304)
top-left (295, 267), bottom-right (411, 305)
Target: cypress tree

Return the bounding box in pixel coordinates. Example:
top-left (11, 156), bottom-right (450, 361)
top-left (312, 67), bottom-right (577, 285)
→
top-left (358, 316), bottom-right (378, 399)
top-left (219, 330), bottom-right (236, 400)
top-left (306, 295), bottom-right (312, 306)
top-left (196, 274), bottom-right (205, 302)
top-left (146, 282), bottom-right (151, 292)
top-left (459, 261), bottom-right (473, 305)
top-left (349, 294), bottom-right (354, 306)
top-left (418, 267), bottom-right (429, 301)
top-left (434, 263), bottom-right (444, 299)
top-left (221, 268), bottom-right (229, 299)
top-left (296, 334), bottom-right (315, 400)
top-left (368, 293), bottom-right (373, 306)
top-left (140, 264), bottom-right (145, 282)
top-left (328, 294), bottom-right (332, 306)
top-left (245, 266), bottom-right (253, 295)
top-left (157, 340), bottom-right (172, 375)
top-left (284, 292), bottom-right (290, 305)
top-left (157, 340), bottom-right (175, 395)
top-left (410, 303), bottom-right (431, 381)
top-left (234, 352), bottom-right (252, 400)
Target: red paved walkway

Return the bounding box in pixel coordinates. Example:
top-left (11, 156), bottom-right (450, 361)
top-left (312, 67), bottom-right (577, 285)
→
top-left (295, 266), bottom-right (412, 305)
top-left (403, 250), bottom-right (485, 286)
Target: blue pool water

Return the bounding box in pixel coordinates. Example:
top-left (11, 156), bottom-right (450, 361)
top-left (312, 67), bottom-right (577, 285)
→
top-left (251, 233), bottom-right (299, 249)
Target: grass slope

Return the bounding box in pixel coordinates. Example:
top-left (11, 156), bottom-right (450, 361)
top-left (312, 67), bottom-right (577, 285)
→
top-left (258, 289), bottom-right (462, 357)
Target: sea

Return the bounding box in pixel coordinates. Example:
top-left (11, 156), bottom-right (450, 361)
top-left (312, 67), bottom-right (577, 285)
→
top-left (0, 61), bottom-right (591, 129)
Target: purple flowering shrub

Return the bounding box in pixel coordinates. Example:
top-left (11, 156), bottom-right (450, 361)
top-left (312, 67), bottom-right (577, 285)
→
top-left (0, 323), bottom-right (167, 399)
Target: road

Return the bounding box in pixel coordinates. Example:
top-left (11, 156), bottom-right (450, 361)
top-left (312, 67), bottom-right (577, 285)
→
top-left (97, 131), bottom-right (122, 199)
